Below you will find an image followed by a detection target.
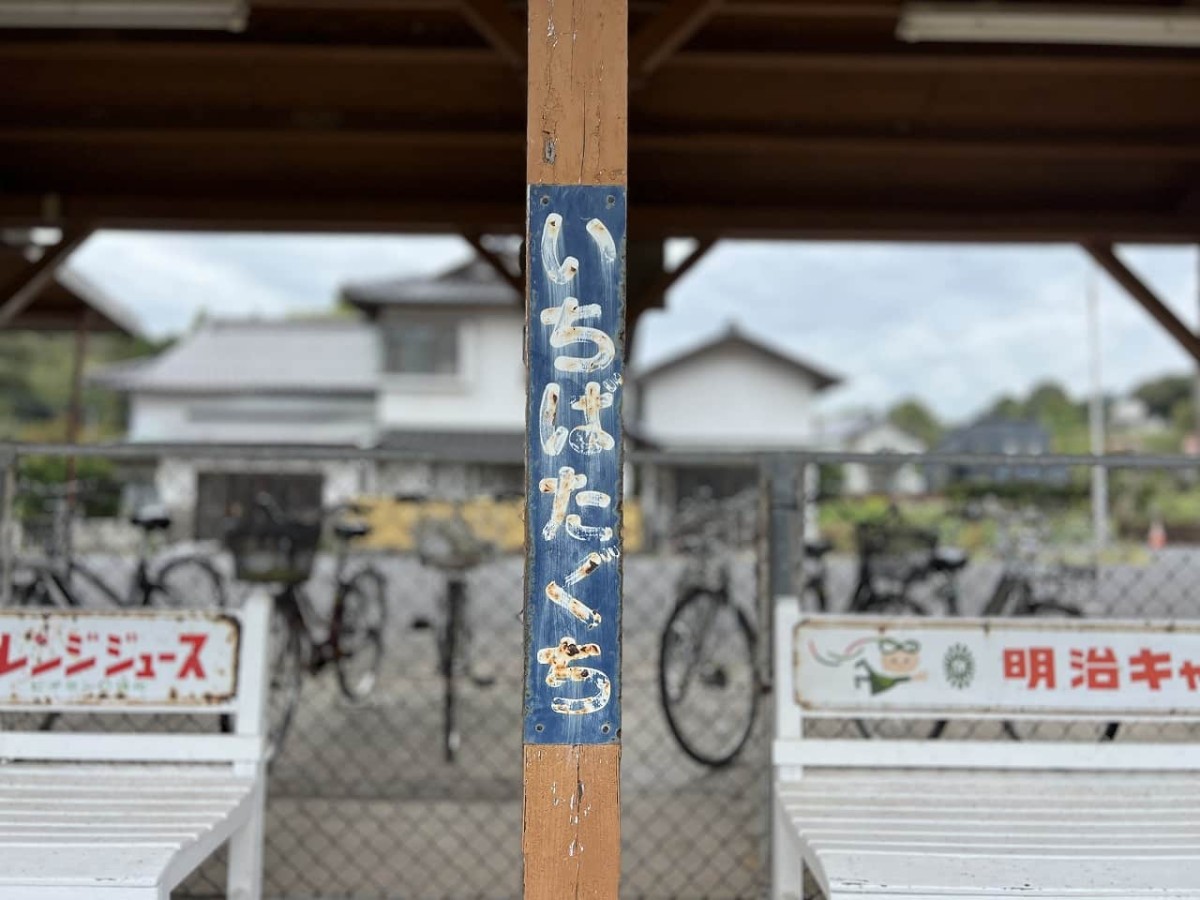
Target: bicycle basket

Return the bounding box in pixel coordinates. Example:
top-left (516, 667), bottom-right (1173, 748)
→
top-left (855, 521), bottom-right (938, 586)
top-left (224, 510), bottom-right (321, 585)
top-left (414, 514), bottom-right (493, 571)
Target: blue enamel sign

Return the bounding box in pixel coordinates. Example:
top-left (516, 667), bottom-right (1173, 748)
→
top-left (523, 184), bottom-right (626, 745)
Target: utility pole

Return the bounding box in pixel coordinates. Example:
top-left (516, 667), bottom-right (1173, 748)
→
top-left (1087, 265), bottom-right (1109, 550)
top-left (522, 1), bottom-right (627, 897)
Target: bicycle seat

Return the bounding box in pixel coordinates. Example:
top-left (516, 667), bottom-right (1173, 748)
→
top-left (131, 504), bottom-right (172, 532)
top-left (804, 539), bottom-right (832, 559)
top-left (931, 546), bottom-right (968, 573)
top-left (334, 519), bottom-right (372, 541)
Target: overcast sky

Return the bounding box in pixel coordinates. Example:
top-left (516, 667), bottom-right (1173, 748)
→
top-left (70, 231), bottom-right (1198, 423)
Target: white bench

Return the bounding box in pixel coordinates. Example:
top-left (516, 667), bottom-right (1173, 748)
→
top-left (772, 597), bottom-right (1200, 900)
top-left (0, 593), bottom-right (271, 899)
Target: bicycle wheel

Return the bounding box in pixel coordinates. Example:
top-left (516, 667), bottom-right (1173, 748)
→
top-left (1003, 601), bottom-right (1120, 742)
top-left (852, 595), bottom-right (947, 740)
top-left (335, 568), bottom-right (386, 702)
top-left (153, 556), bottom-right (226, 609)
top-left (267, 602), bottom-right (305, 752)
top-left (659, 589), bottom-right (757, 768)
top-left (441, 578), bottom-right (466, 762)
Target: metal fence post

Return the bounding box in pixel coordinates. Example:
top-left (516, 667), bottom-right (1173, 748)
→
top-left (0, 450), bottom-right (16, 607)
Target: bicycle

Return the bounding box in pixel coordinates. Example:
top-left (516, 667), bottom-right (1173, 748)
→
top-left (224, 494), bottom-right (387, 750)
top-left (412, 503), bottom-right (496, 763)
top-left (980, 504), bottom-right (1118, 742)
top-left (10, 484), bottom-right (225, 611)
top-left (659, 489), bottom-right (762, 768)
top-left (846, 512), bottom-right (968, 739)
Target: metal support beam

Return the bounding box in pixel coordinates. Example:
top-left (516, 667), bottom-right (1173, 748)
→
top-left (0, 230), bottom-right (91, 329)
top-left (523, 0), bottom-right (627, 896)
top-left (1082, 241), bottom-right (1200, 364)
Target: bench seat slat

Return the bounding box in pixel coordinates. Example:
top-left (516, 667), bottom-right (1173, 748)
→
top-left (812, 849), bottom-right (1200, 897)
top-left (0, 763), bottom-right (255, 896)
top-left (779, 772), bottom-right (1200, 899)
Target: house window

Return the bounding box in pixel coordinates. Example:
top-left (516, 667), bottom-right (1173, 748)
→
top-left (384, 321), bottom-right (458, 375)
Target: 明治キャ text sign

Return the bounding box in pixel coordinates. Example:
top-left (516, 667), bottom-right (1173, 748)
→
top-left (797, 616), bottom-right (1200, 716)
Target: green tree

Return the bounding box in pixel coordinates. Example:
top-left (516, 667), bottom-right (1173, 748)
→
top-left (1134, 374), bottom-right (1192, 420)
top-left (986, 394), bottom-right (1024, 421)
top-left (887, 398), bottom-right (942, 447)
top-left (1025, 381), bottom-right (1085, 434)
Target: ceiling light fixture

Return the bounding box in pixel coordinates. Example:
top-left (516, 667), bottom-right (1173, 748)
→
top-left (898, 3), bottom-right (1200, 48)
top-left (0, 0), bottom-right (246, 31)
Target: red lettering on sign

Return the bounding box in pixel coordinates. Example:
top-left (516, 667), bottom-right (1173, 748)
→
top-left (0, 635), bottom-right (28, 677)
top-left (30, 658), bottom-right (62, 676)
top-left (104, 659), bottom-right (135, 677)
top-left (1129, 649), bottom-right (1172, 690)
top-left (136, 653), bottom-right (156, 679)
top-left (1003, 647), bottom-right (1056, 688)
top-left (1070, 648), bottom-right (1120, 690)
top-left (178, 634), bottom-right (207, 679)
top-left (1180, 660), bottom-right (1200, 691)
top-left (65, 658), bottom-right (96, 676)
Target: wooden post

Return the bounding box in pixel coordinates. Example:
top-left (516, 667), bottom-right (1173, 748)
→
top-left (523, 0), bottom-right (627, 897)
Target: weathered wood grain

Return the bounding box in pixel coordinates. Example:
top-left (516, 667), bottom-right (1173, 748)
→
top-left (522, 744), bottom-right (621, 900)
top-left (527, 0), bottom-right (627, 186)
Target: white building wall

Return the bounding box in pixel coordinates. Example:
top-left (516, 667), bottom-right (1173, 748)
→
top-left (377, 311), bottom-right (525, 433)
top-left (128, 394), bottom-right (377, 446)
top-left (637, 343), bottom-right (818, 449)
top-left (841, 422), bottom-right (928, 496)
top-left (155, 457), bottom-right (369, 516)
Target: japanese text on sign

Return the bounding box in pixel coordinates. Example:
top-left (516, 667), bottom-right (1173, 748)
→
top-left (524, 186), bottom-right (626, 744)
top-left (0, 610), bottom-right (239, 708)
top-left (794, 617), bottom-right (1200, 716)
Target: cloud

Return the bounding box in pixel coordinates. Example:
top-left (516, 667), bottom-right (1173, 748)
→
top-left (70, 231), bottom-right (1198, 424)
top-left (640, 241), bottom-right (1198, 422)
top-left (71, 231), bottom-right (471, 338)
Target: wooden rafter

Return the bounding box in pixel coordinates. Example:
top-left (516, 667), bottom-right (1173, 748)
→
top-left (640, 237), bottom-right (715, 308)
top-left (0, 230), bottom-right (92, 329)
top-left (0, 197), bottom-right (1195, 244)
top-left (1083, 242), bottom-right (1200, 364)
top-left (630, 0), bottom-right (723, 78)
top-left (457, 0), bottom-right (527, 69)
top-left (5, 126), bottom-right (1200, 163)
top-left (462, 233), bottom-right (525, 295)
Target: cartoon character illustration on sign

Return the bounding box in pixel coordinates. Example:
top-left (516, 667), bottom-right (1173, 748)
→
top-left (854, 638), bottom-right (926, 695)
top-left (809, 634), bottom-right (927, 695)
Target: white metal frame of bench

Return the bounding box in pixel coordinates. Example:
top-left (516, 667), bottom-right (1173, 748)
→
top-left (772, 596), bottom-right (1200, 900)
top-left (0, 592), bottom-right (272, 900)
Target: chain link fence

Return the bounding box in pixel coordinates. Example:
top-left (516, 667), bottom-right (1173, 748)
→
top-left (0, 443), bottom-right (766, 900)
top-left (5, 443), bottom-right (1200, 898)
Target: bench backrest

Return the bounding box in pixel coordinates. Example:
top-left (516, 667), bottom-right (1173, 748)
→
top-left (0, 592), bottom-right (271, 765)
top-left (774, 596), bottom-right (1200, 772)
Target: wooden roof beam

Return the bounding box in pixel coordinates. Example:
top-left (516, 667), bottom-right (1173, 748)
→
top-left (0, 229), bottom-right (92, 330)
top-left (462, 232), bottom-right (525, 295)
top-left (0, 195), bottom-right (1195, 243)
top-left (630, 0), bottom-right (723, 79)
top-left (628, 237), bottom-right (714, 323)
top-left (457, 0), bottom-right (527, 69)
top-left (1083, 241), bottom-right (1200, 364)
top-left (2, 125), bottom-right (1199, 163)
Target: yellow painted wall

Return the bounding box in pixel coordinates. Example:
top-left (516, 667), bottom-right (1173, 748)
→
top-left (355, 496), bottom-right (643, 554)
